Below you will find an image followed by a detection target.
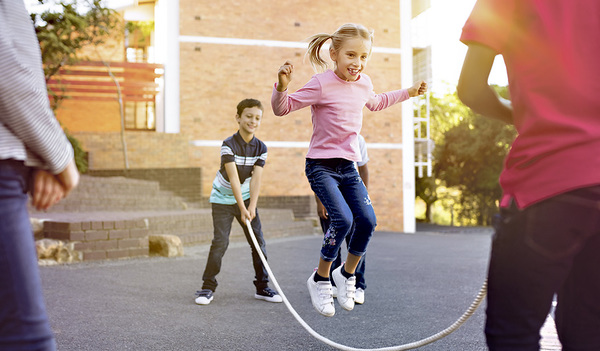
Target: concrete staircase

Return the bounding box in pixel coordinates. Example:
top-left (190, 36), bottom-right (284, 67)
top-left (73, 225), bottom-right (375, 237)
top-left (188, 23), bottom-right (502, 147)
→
top-left (31, 175), bottom-right (315, 261)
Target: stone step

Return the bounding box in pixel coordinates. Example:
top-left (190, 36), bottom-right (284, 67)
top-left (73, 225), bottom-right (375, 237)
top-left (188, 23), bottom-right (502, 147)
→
top-left (33, 194), bottom-right (186, 213)
top-left (75, 175), bottom-right (162, 193)
top-left (29, 175), bottom-right (187, 214)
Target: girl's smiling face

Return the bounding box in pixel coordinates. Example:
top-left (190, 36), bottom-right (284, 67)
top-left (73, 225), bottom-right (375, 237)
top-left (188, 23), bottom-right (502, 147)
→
top-left (330, 37), bottom-right (371, 82)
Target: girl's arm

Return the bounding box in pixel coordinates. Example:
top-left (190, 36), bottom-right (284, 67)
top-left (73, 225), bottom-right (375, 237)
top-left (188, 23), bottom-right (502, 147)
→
top-left (365, 79), bottom-right (427, 111)
top-left (271, 74), bottom-right (321, 116)
top-left (247, 165), bottom-right (264, 220)
top-left (224, 162), bottom-right (251, 222)
top-left (457, 43), bottom-right (513, 124)
top-left (365, 89), bottom-right (410, 111)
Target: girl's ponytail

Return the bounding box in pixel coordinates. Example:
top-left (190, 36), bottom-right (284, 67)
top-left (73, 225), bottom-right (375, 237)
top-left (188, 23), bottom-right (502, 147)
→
top-left (305, 33), bottom-right (332, 73)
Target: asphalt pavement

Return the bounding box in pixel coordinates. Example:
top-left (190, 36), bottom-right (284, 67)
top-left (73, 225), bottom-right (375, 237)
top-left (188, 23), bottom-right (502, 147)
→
top-left (40, 228), bottom-right (495, 350)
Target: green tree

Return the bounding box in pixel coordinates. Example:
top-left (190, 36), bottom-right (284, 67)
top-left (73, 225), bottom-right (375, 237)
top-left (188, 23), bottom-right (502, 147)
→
top-left (415, 175), bottom-right (437, 222)
top-left (434, 87), bottom-right (516, 225)
top-left (415, 92), bottom-right (471, 222)
top-left (30, 0), bottom-right (120, 172)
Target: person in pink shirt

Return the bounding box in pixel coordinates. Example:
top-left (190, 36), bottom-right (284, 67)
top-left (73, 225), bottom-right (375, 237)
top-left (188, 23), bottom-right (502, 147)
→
top-left (271, 23), bottom-right (426, 317)
top-left (458, 1), bottom-right (600, 349)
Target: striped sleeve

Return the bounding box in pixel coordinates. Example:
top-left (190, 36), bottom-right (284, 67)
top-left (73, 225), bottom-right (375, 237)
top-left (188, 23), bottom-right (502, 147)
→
top-left (255, 141), bottom-right (267, 167)
top-left (0, 1), bottom-right (73, 174)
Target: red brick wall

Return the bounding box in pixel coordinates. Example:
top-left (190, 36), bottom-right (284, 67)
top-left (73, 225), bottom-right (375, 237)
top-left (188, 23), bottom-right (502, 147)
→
top-left (73, 131), bottom-right (191, 169)
top-left (57, 101), bottom-right (122, 132)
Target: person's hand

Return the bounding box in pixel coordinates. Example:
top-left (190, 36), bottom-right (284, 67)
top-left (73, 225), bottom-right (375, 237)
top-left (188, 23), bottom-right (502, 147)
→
top-left (316, 198), bottom-right (328, 219)
top-left (277, 61), bottom-right (294, 92)
top-left (56, 159), bottom-right (80, 197)
top-left (408, 80), bottom-right (427, 97)
top-left (31, 169), bottom-right (65, 211)
top-left (247, 204), bottom-right (257, 222)
top-left (241, 207), bottom-right (253, 224)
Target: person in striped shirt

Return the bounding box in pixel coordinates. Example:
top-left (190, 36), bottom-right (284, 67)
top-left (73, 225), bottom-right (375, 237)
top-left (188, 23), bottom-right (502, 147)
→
top-left (1, 1), bottom-right (80, 350)
top-left (195, 98), bottom-right (282, 306)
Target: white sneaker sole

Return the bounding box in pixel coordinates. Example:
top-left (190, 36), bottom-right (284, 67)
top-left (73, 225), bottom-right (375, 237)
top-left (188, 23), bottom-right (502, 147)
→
top-left (195, 296), bottom-right (213, 305)
top-left (254, 294), bottom-right (283, 303)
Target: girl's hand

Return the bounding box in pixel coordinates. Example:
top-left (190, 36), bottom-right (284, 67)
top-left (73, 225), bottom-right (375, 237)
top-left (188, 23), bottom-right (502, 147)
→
top-left (277, 61), bottom-right (294, 92)
top-left (408, 80), bottom-right (428, 97)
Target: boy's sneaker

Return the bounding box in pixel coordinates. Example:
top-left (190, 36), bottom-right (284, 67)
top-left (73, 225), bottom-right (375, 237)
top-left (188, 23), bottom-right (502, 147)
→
top-left (355, 288), bottom-right (365, 305)
top-left (332, 266), bottom-right (355, 311)
top-left (307, 272), bottom-right (335, 317)
top-left (195, 289), bottom-right (214, 305)
top-left (255, 287), bottom-right (283, 303)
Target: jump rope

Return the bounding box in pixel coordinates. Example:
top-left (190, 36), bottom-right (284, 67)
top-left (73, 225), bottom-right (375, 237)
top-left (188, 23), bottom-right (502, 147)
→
top-left (245, 219), bottom-right (488, 351)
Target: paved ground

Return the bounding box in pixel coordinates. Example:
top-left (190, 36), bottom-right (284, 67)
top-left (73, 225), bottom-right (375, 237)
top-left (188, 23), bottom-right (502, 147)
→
top-left (39, 226), bottom-right (560, 350)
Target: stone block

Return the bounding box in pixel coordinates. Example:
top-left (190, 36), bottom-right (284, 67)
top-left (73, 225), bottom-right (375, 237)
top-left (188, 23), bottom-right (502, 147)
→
top-left (148, 235), bottom-right (184, 257)
top-left (30, 218), bottom-right (45, 240)
top-left (36, 239), bottom-right (80, 263)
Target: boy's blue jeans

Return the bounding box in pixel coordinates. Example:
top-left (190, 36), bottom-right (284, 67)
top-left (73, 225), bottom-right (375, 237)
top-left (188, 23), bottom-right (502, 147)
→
top-left (486, 186), bottom-right (600, 351)
top-left (202, 200), bottom-right (269, 292)
top-left (305, 158), bottom-right (376, 262)
top-left (0, 160), bottom-right (56, 351)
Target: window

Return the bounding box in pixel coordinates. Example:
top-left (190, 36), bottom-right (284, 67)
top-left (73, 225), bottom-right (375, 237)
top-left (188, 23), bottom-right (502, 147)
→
top-left (125, 100), bottom-right (155, 131)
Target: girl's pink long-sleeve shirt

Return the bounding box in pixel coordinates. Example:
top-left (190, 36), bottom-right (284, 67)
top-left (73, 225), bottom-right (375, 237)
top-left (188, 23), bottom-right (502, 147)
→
top-left (271, 70), bottom-right (409, 162)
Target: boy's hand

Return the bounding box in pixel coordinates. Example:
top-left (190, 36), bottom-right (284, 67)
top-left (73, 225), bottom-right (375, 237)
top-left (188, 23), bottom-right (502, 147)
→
top-left (241, 207), bottom-right (254, 224)
top-left (247, 205), bottom-right (257, 222)
top-left (316, 198), bottom-right (328, 219)
top-left (408, 80), bottom-right (427, 97)
top-left (277, 61), bottom-right (294, 92)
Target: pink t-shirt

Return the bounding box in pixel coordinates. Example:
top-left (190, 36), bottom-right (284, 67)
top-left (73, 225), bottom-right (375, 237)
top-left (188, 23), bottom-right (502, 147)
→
top-left (271, 70), bottom-right (409, 162)
top-left (461, 0), bottom-right (600, 208)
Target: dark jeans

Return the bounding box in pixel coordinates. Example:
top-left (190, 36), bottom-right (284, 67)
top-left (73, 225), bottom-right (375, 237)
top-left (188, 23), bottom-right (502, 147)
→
top-left (202, 200), bottom-right (269, 292)
top-left (320, 217), bottom-right (367, 290)
top-left (305, 158), bottom-right (376, 262)
top-left (0, 160), bottom-right (56, 351)
top-left (486, 186), bottom-right (600, 351)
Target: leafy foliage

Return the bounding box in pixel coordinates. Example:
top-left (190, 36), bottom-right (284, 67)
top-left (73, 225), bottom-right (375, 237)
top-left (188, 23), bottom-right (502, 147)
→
top-left (32, 0), bottom-right (119, 90)
top-left (433, 87), bottom-right (516, 225)
top-left (415, 92), bottom-right (471, 222)
top-left (31, 0), bottom-right (120, 172)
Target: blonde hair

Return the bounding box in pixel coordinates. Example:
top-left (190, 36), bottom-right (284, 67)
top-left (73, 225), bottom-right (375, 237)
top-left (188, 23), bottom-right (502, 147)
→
top-left (305, 23), bottom-right (374, 73)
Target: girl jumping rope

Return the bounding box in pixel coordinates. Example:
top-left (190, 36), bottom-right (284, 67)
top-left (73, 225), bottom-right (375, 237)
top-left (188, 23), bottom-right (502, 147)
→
top-left (271, 23), bottom-right (427, 317)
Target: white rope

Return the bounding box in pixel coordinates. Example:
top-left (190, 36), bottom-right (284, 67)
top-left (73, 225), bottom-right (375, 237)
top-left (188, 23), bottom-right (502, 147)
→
top-left (245, 219), bottom-right (487, 351)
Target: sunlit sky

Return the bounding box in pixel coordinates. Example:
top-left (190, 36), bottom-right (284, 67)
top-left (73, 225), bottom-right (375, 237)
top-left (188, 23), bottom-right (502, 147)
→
top-left (424, 0), bottom-right (508, 90)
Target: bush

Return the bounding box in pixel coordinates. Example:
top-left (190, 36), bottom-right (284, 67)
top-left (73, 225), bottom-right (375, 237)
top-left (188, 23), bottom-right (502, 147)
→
top-left (64, 129), bottom-right (88, 173)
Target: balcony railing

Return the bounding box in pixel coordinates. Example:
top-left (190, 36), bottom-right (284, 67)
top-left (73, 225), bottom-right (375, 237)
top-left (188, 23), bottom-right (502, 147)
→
top-left (47, 61), bottom-right (163, 102)
top-left (47, 61), bottom-right (164, 131)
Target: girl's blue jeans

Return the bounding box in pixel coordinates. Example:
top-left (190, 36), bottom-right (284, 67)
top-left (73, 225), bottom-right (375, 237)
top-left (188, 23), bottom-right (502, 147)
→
top-left (486, 186), bottom-right (600, 350)
top-left (0, 160), bottom-right (56, 351)
top-left (305, 158), bottom-right (376, 262)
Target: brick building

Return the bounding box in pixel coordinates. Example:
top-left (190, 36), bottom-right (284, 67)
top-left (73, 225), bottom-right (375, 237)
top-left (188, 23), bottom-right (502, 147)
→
top-left (54, 0), bottom-right (424, 232)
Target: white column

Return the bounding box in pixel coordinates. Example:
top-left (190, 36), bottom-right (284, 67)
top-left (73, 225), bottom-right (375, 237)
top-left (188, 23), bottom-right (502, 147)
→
top-left (159, 0), bottom-right (180, 134)
top-left (400, 0), bottom-right (416, 233)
